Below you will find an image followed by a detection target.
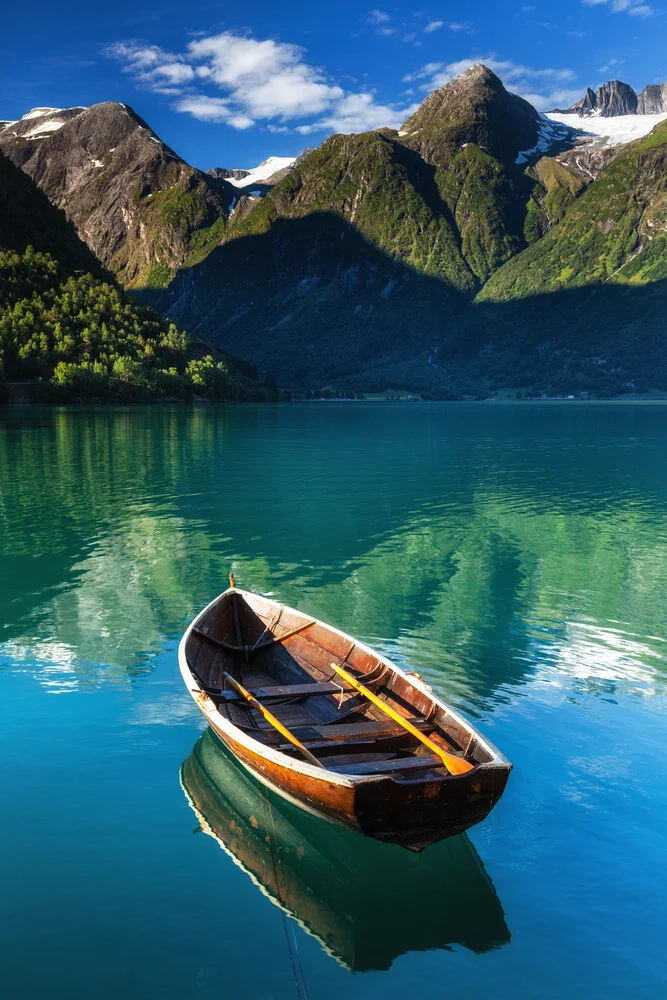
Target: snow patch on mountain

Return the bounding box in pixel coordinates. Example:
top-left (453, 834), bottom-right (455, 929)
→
top-left (515, 115), bottom-right (574, 165)
top-left (23, 119), bottom-right (68, 138)
top-left (227, 156), bottom-right (296, 188)
top-left (545, 110), bottom-right (667, 149)
top-left (20, 108), bottom-right (64, 121)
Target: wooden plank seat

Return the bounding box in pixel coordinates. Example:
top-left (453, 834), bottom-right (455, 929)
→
top-left (256, 717), bottom-right (436, 750)
top-left (330, 753), bottom-right (448, 775)
top-left (217, 681), bottom-right (347, 703)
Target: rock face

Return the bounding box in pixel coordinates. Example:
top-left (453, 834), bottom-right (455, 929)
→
top-left (638, 83), bottom-right (667, 114)
top-left (594, 81), bottom-right (638, 117)
top-left (208, 168), bottom-right (250, 182)
top-left (556, 79), bottom-right (667, 117)
top-left (0, 103), bottom-right (234, 287)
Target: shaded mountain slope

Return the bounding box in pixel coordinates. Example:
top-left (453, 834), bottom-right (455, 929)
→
top-left (0, 149), bottom-right (102, 274)
top-left (433, 278), bottom-right (667, 397)
top-left (147, 211), bottom-right (461, 385)
top-left (0, 103), bottom-right (235, 288)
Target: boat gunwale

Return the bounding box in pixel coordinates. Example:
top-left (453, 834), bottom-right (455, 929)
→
top-left (178, 587), bottom-right (511, 786)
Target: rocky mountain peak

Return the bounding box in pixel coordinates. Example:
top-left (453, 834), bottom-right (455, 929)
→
top-left (555, 78), bottom-right (667, 117)
top-left (399, 63), bottom-right (555, 165)
top-left (0, 100), bottom-right (234, 287)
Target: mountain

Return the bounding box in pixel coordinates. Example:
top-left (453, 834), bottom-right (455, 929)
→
top-left (444, 119), bottom-right (667, 396)
top-left (400, 63), bottom-right (570, 165)
top-left (480, 119), bottom-right (667, 300)
top-left (0, 151), bottom-right (275, 402)
top-left (560, 80), bottom-right (638, 117)
top-left (0, 103), bottom-right (235, 288)
top-left (638, 83), bottom-right (667, 115)
top-left (144, 64), bottom-right (581, 386)
top-left (555, 78), bottom-right (667, 118)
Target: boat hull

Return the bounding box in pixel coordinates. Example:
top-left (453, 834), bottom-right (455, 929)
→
top-left (204, 693), bottom-right (509, 851)
top-left (180, 587), bottom-right (512, 851)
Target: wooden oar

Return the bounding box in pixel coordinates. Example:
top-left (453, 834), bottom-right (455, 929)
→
top-left (329, 663), bottom-right (474, 775)
top-left (221, 672), bottom-right (324, 769)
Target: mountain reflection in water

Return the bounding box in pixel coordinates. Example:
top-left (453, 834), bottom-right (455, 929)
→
top-left (180, 729), bottom-right (510, 972)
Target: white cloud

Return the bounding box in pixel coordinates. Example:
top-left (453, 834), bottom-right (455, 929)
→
top-left (403, 56), bottom-right (580, 111)
top-left (367, 9), bottom-right (391, 23)
top-left (449, 21), bottom-right (472, 30)
top-left (187, 33), bottom-right (343, 118)
top-left (424, 20), bottom-right (444, 32)
top-left (582, 0), bottom-right (654, 16)
top-left (598, 57), bottom-right (624, 72)
top-left (175, 96), bottom-right (254, 129)
top-left (295, 92), bottom-right (419, 134)
top-left (107, 31), bottom-right (415, 137)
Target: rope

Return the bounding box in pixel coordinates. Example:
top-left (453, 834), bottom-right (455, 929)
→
top-left (256, 777), bottom-right (310, 1000)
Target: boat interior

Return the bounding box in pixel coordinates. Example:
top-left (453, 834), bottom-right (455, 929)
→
top-left (186, 590), bottom-right (494, 777)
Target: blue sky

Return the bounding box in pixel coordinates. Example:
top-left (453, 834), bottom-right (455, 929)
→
top-left (2, 0), bottom-right (666, 170)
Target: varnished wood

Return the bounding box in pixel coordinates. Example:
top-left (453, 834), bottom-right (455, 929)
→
top-left (217, 681), bottom-right (347, 702)
top-left (179, 586), bottom-right (512, 851)
top-left (331, 754), bottom-right (444, 775)
top-left (220, 671), bottom-right (324, 769)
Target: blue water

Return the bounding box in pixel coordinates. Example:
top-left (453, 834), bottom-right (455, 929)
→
top-left (1, 402), bottom-right (666, 999)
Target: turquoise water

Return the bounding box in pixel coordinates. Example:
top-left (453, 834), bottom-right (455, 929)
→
top-left (1, 402), bottom-right (666, 999)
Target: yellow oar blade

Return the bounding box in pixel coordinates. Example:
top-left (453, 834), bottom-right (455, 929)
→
top-left (221, 672), bottom-right (324, 769)
top-left (331, 664), bottom-right (474, 775)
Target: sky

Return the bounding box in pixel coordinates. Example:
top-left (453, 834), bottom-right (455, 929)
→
top-left (2, 0), bottom-right (666, 170)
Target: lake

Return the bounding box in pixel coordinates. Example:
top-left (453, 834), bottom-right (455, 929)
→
top-left (1, 402), bottom-right (666, 1000)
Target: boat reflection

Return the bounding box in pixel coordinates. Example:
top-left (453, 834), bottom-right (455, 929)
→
top-left (180, 730), bottom-right (511, 972)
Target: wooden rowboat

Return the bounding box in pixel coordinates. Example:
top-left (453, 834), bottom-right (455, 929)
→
top-left (180, 729), bottom-right (511, 971)
top-left (179, 579), bottom-right (511, 851)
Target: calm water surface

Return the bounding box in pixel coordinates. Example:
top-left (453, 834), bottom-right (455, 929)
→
top-left (1, 403), bottom-right (666, 999)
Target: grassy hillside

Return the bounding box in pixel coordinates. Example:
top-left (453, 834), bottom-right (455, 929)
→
top-left (479, 120), bottom-right (667, 301)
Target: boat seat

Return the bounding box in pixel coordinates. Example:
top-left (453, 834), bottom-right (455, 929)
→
top-left (258, 718), bottom-right (435, 749)
top-left (330, 753), bottom-right (448, 775)
top-left (217, 681), bottom-right (345, 703)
